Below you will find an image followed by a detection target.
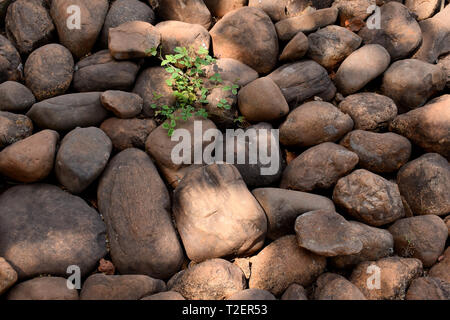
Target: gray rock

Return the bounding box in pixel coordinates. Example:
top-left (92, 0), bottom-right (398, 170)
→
top-left (7, 277), bottom-right (79, 300)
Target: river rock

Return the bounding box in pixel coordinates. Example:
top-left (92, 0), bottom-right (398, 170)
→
top-left (202, 58), bottom-right (259, 87)
top-left (0, 257), bottom-right (17, 296)
top-left (142, 291), bottom-right (185, 300)
top-left (405, 0), bottom-right (440, 20)
top-left (0, 81), bottom-right (35, 112)
top-left (437, 53), bottom-right (450, 88)
top-left (0, 35), bottom-right (22, 83)
top-left (100, 118), bottom-right (156, 151)
top-left (154, 0), bottom-right (212, 30)
top-left (279, 32), bottom-right (309, 62)
top-left (0, 111), bottom-right (33, 149)
top-left (314, 273), bottom-right (366, 300)
top-left (7, 277), bottom-right (79, 300)
top-left (205, 0), bottom-right (247, 18)
top-left (406, 277), bottom-right (450, 300)
top-left (429, 247), bottom-right (450, 283)
top-left (227, 289), bottom-right (276, 300)
top-left (281, 284), bottom-right (308, 300)
top-left (100, 91), bottom-right (143, 119)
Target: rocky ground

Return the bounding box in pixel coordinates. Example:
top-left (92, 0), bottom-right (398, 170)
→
top-left (0, 0), bottom-right (449, 301)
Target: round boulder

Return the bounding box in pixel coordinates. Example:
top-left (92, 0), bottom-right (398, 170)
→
top-left (0, 111), bottom-right (33, 149)
top-left (0, 81), bottom-right (35, 112)
top-left (0, 35), bottom-right (22, 83)
top-left (7, 277), bottom-right (79, 300)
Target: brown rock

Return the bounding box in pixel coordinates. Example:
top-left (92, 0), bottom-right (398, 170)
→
top-left (406, 277), bottom-right (450, 300)
top-left (210, 7), bottom-right (279, 74)
top-left (0, 35), bottom-right (23, 83)
top-left (202, 58), bottom-right (259, 87)
top-left (7, 277), bottom-right (79, 300)
top-left (0, 81), bottom-right (35, 113)
top-left (248, 0), bottom-right (313, 21)
top-left (332, 0), bottom-right (376, 26)
top-left (315, 273), bottom-right (366, 300)
top-left (142, 291), bottom-right (185, 300)
top-left (98, 259), bottom-right (115, 275)
top-left (204, 0), bottom-right (247, 18)
top-left (397, 153), bottom-right (450, 216)
top-left (0, 129), bottom-right (59, 183)
top-left (227, 289), bottom-right (276, 300)
top-left (350, 257), bottom-right (423, 300)
top-left (388, 215), bottom-right (448, 267)
top-left (279, 32), bottom-right (309, 62)
top-left (168, 259), bottom-right (246, 300)
top-left (204, 81), bottom-right (237, 129)
top-left (437, 53), bottom-right (450, 88)
top-left (280, 142), bottom-right (358, 191)
top-left (0, 257), bottom-right (17, 296)
top-left (80, 274), bottom-right (166, 300)
top-left (100, 91), bottom-right (143, 119)
top-left (249, 235), bottom-right (327, 296)
top-left (0, 111), bottom-right (33, 149)
top-left (405, 0), bottom-right (440, 20)
top-left (429, 247), bottom-right (450, 283)
top-left (153, 0), bottom-right (212, 30)
top-left (445, 216), bottom-right (450, 236)
top-left (333, 169), bottom-right (405, 226)
top-left (281, 284), bottom-right (308, 300)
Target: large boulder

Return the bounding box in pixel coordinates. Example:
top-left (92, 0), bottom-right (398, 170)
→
top-left (7, 277), bottom-right (79, 300)
top-left (0, 35), bottom-right (22, 83)
top-left (153, 0), bottom-right (212, 30)
top-left (0, 81), bottom-right (35, 113)
top-left (202, 58), bottom-right (259, 87)
top-left (0, 111), bottom-right (33, 149)
top-left (205, 0), bottom-right (247, 18)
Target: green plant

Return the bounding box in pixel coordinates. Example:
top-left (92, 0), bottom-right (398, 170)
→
top-left (145, 46), bottom-right (242, 136)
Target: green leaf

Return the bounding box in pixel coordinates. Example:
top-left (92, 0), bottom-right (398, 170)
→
top-left (162, 123), bottom-right (169, 129)
top-left (165, 79), bottom-right (173, 86)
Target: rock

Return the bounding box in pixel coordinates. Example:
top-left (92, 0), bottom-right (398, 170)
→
top-left (330, 221), bottom-right (394, 269)
top-left (98, 259), bottom-right (115, 275)
top-left (155, 21), bottom-right (210, 57)
top-left (203, 81), bottom-right (237, 129)
top-left (51, 0), bottom-right (108, 58)
top-left (133, 66), bottom-right (175, 117)
top-left (275, 8), bottom-right (339, 41)
top-left (315, 273), bottom-right (366, 300)
top-left (333, 169), bottom-right (405, 226)
top-left (388, 215), bottom-right (448, 267)
top-left (168, 259), bottom-right (246, 300)
top-left (268, 60), bottom-right (336, 107)
top-left (437, 53), bottom-right (450, 88)
top-left (24, 44), bottom-right (74, 101)
top-left (334, 44), bottom-right (391, 95)
top-left (382, 59), bottom-right (446, 110)
top-left (332, 0), bottom-right (376, 26)
top-left (202, 58), bottom-right (259, 87)
top-left (73, 50), bottom-right (140, 92)
top-left (100, 117), bottom-right (156, 151)
top-left (446, 216), bottom-right (450, 236)
top-left (249, 0), bottom-right (306, 21)
top-left (173, 164), bottom-right (267, 262)
top-left (100, 91), bottom-right (143, 119)
top-left (307, 25), bottom-right (362, 69)
top-left (279, 102), bottom-right (353, 147)
top-left (100, 0), bottom-right (155, 47)
top-left (154, 0), bottom-right (212, 30)
top-left (204, 0), bottom-right (247, 18)
top-left (0, 257), bottom-right (17, 296)
top-left (55, 127), bottom-right (112, 194)
top-left (5, 0), bottom-right (55, 55)
top-left (429, 247), bottom-right (450, 283)
top-left (210, 7), bottom-right (279, 74)
top-left (405, 0), bottom-right (440, 20)
top-left (279, 32), bottom-right (309, 62)
top-left (7, 277), bottom-right (79, 300)
top-left (0, 0), bottom-right (13, 22)
top-left (412, 4), bottom-right (450, 63)
top-left (295, 210), bottom-right (363, 256)
top-left (252, 188), bottom-right (335, 240)
top-left (280, 142), bottom-right (358, 191)
top-left (27, 92), bottom-right (109, 132)
top-left (80, 274), bottom-right (166, 300)
top-left (0, 111), bottom-right (33, 149)
top-left (0, 184), bottom-right (107, 279)
top-left (358, 2), bottom-right (422, 60)
top-left (98, 148), bottom-right (184, 279)
top-left (0, 81), bottom-right (35, 112)
top-left (142, 291), bottom-right (185, 300)
top-left (406, 277), bottom-right (450, 300)
top-left (227, 289), bottom-right (276, 300)
top-left (0, 129), bottom-right (59, 183)
top-left (390, 95), bottom-right (449, 159)
top-left (397, 153), bottom-right (450, 216)
top-left (340, 130), bottom-right (411, 174)
top-left (0, 35), bottom-right (22, 83)
top-left (249, 235), bottom-right (326, 296)
top-left (238, 77), bottom-right (289, 122)
top-left (338, 92), bottom-right (397, 131)
top-left (108, 21), bottom-right (161, 60)
top-left (281, 284), bottom-right (308, 300)
top-left (350, 257), bottom-right (423, 300)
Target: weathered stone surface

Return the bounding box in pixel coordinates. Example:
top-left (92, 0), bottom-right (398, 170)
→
top-left (97, 148), bottom-right (184, 279)
top-left (173, 164), bottom-right (267, 262)
top-left (249, 235), bottom-right (327, 296)
top-left (210, 7), bottom-right (279, 74)
top-left (73, 50), bottom-right (140, 92)
top-left (359, 2), bottom-right (422, 60)
top-left (100, 117), bottom-right (156, 151)
top-left (0, 35), bottom-right (22, 83)
top-left (338, 92), bottom-right (397, 131)
top-left (279, 103), bottom-right (353, 147)
top-left (205, 0), bottom-right (247, 18)
top-left (109, 21), bottom-right (161, 60)
top-left (269, 60), bottom-right (336, 106)
top-left (275, 8), bottom-right (339, 41)
top-left (0, 0), bottom-right (13, 23)
top-left (350, 257), bottom-right (423, 300)
top-left (5, 0), bottom-right (55, 55)
top-left (281, 142), bottom-right (358, 191)
top-left (390, 95), bottom-right (450, 159)
top-left (429, 247), bottom-right (450, 283)
top-left (389, 215), bottom-right (448, 267)
top-left (153, 0), bottom-right (212, 30)
top-left (252, 188), bottom-right (335, 240)
top-left (227, 289), bottom-right (276, 300)
top-left (248, 0), bottom-right (329, 21)
top-left (438, 53), bottom-right (450, 88)
top-left (0, 184), bottom-right (107, 279)
top-left (332, 0), bottom-right (376, 26)
top-left (0, 111), bottom-right (33, 149)
top-left (0, 81), bottom-right (35, 112)
top-left (168, 259), bottom-right (246, 300)
top-left (315, 273), bottom-right (366, 300)
top-left (281, 284), bottom-right (308, 300)
top-left (340, 130), bottom-right (411, 174)
top-left (0, 129), bottom-right (59, 183)
top-left (0, 257), bottom-right (17, 296)
top-left (204, 80), bottom-right (237, 129)
top-left (405, 0), bottom-right (440, 20)
top-left (51, 0), bottom-right (108, 58)
top-left (202, 58), bottom-right (259, 87)
top-left (7, 277), bottom-right (79, 300)
top-left (279, 32), bottom-right (309, 62)
top-left (27, 92), bottom-right (109, 132)
top-left (100, 91), bottom-right (143, 119)
top-left (24, 44), bottom-right (73, 101)
top-left (142, 291), bottom-right (185, 300)
top-left (406, 277), bottom-right (450, 300)
top-left (80, 274), bottom-right (166, 300)
top-left (397, 153), bottom-right (450, 216)
top-left (307, 25), bottom-right (362, 69)
top-left (56, 127), bottom-right (112, 194)
top-left (334, 44), bottom-right (391, 95)
top-left (333, 169), bottom-right (405, 226)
